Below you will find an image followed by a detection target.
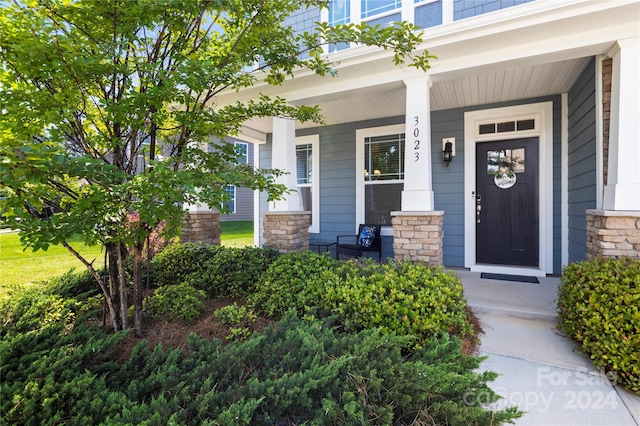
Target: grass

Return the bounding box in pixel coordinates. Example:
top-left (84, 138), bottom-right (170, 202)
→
top-left (220, 220), bottom-right (254, 247)
top-left (0, 221), bottom-right (254, 300)
top-left (0, 232), bottom-right (104, 299)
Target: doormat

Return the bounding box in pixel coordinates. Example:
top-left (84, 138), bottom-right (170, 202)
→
top-left (480, 273), bottom-right (539, 283)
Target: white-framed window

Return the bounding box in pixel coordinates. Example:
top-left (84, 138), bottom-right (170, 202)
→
top-left (235, 141), bottom-right (248, 164)
top-left (222, 185), bottom-right (236, 214)
top-left (362, 0), bottom-right (402, 19)
top-left (296, 135), bottom-right (320, 233)
top-left (356, 124), bottom-right (405, 232)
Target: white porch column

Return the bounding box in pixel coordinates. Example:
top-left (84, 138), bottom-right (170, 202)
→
top-left (402, 77), bottom-right (435, 211)
top-left (271, 117), bottom-right (302, 211)
top-left (603, 37), bottom-right (640, 211)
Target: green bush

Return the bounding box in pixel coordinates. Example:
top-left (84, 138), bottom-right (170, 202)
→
top-left (185, 246), bottom-right (279, 298)
top-left (214, 303), bottom-right (258, 341)
top-left (324, 260), bottom-right (474, 343)
top-left (558, 257), bottom-right (640, 392)
top-left (145, 282), bottom-right (207, 322)
top-left (107, 313), bottom-right (521, 425)
top-left (250, 254), bottom-right (474, 343)
top-left (248, 251), bottom-right (340, 317)
top-left (44, 268), bottom-right (102, 300)
top-left (150, 242), bottom-right (222, 287)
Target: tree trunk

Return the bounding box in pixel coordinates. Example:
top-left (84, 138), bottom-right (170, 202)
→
top-left (117, 243), bottom-right (128, 331)
top-left (107, 243), bottom-right (124, 331)
top-left (132, 242), bottom-right (144, 337)
top-left (64, 240), bottom-right (121, 332)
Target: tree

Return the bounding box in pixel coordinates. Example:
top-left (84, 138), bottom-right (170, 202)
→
top-left (0, 0), bottom-right (433, 334)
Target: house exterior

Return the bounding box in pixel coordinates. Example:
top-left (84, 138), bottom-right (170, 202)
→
top-left (207, 0), bottom-right (640, 277)
top-left (217, 138), bottom-right (256, 222)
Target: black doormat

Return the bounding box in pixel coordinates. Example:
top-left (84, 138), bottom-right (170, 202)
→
top-left (480, 273), bottom-right (539, 283)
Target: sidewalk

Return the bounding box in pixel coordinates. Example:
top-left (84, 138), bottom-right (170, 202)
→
top-left (454, 269), bottom-right (639, 426)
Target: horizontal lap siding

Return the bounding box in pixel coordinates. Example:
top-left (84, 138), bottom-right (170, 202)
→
top-left (220, 142), bottom-right (255, 222)
top-left (567, 58), bottom-right (596, 263)
top-left (432, 111), bottom-right (465, 267)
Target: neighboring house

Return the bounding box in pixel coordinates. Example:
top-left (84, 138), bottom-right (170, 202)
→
top-left (210, 0), bottom-right (639, 276)
top-left (216, 137), bottom-right (255, 222)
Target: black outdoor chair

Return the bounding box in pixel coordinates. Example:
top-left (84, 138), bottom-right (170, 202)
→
top-left (335, 224), bottom-right (382, 262)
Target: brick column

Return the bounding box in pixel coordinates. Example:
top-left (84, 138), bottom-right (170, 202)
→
top-left (586, 209), bottom-right (640, 259)
top-left (391, 211), bottom-right (444, 265)
top-left (181, 211), bottom-right (221, 245)
top-left (263, 212), bottom-right (311, 253)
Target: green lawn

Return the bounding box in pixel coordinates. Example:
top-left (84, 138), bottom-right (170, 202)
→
top-left (0, 232), bottom-right (104, 299)
top-left (0, 221), bottom-right (254, 299)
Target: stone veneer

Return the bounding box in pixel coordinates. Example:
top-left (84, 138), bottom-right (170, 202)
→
top-left (586, 209), bottom-right (640, 259)
top-left (181, 211), bottom-right (221, 245)
top-left (263, 211), bottom-right (311, 253)
top-left (391, 211), bottom-right (444, 265)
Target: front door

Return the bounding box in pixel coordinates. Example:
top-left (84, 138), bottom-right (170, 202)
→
top-left (475, 138), bottom-right (539, 266)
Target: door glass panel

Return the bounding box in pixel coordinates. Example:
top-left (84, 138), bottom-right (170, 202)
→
top-left (487, 148), bottom-right (525, 175)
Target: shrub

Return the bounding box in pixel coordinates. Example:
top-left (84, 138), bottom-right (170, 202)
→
top-left (106, 313), bottom-right (521, 425)
top-left (214, 303), bottom-right (258, 341)
top-left (44, 268), bottom-right (102, 300)
top-left (324, 260), bottom-right (474, 343)
top-left (185, 246), bottom-right (279, 298)
top-left (248, 251), bottom-right (340, 317)
top-left (145, 282), bottom-right (206, 322)
top-left (250, 254), bottom-right (474, 344)
top-left (150, 242), bottom-right (222, 286)
top-left (558, 257), bottom-right (640, 392)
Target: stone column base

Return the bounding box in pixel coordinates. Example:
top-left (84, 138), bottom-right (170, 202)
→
top-left (181, 211), bottom-right (221, 245)
top-left (263, 211), bottom-right (311, 253)
top-left (391, 211), bottom-right (444, 265)
top-left (586, 209), bottom-right (640, 259)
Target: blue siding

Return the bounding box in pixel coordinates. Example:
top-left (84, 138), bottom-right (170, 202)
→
top-left (415, 1), bottom-right (443, 29)
top-left (567, 58), bottom-right (596, 263)
top-left (284, 6), bottom-right (321, 59)
top-left (454, 0), bottom-right (535, 20)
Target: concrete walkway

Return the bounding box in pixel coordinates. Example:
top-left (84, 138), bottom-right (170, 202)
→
top-left (454, 269), bottom-right (639, 426)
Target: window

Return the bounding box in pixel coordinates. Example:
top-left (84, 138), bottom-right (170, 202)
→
top-left (296, 135), bottom-right (319, 233)
top-left (222, 185), bottom-right (236, 214)
top-left (362, 0), bottom-right (402, 19)
top-left (358, 126), bottom-right (405, 228)
top-left (329, 0), bottom-right (350, 25)
top-left (235, 142), bottom-right (248, 164)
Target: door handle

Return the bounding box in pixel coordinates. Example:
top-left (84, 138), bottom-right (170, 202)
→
top-left (476, 195), bottom-right (482, 224)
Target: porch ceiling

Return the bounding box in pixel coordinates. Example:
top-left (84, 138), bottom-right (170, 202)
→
top-left (240, 57), bottom-right (590, 134)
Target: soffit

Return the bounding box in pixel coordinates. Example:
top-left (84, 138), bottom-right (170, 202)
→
top-left (240, 58), bottom-right (590, 133)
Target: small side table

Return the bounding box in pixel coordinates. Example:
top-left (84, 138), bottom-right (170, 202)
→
top-left (309, 240), bottom-right (336, 256)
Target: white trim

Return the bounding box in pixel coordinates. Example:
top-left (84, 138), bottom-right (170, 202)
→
top-left (595, 55), bottom-right (604, 210)
top-left (561, 93), bottom-right (569, 268)
top-left (296, 134), bottom-right (320, 234)
top-left (464, 102), bottom-right (554, 277)
top-left (253, 142), bottom-right (261, 247)
top-left (356, 124), bottom-right (405, 236)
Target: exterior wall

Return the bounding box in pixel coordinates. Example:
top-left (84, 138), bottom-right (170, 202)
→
top-left (259, 97), bottom-right (563, 272)
top-left (219, 140), bottom-right (255, 222)
top-left (453, 0), bottom-right (535, 20)
top-left (567, 58), bottom-right (597, 263)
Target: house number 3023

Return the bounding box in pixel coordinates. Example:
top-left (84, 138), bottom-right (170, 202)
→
top-left (413, 116), bottom-right (421, 162)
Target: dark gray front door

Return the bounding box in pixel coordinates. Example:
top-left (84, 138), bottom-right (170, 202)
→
top-left (475, 138), bottom-right (539, 266)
